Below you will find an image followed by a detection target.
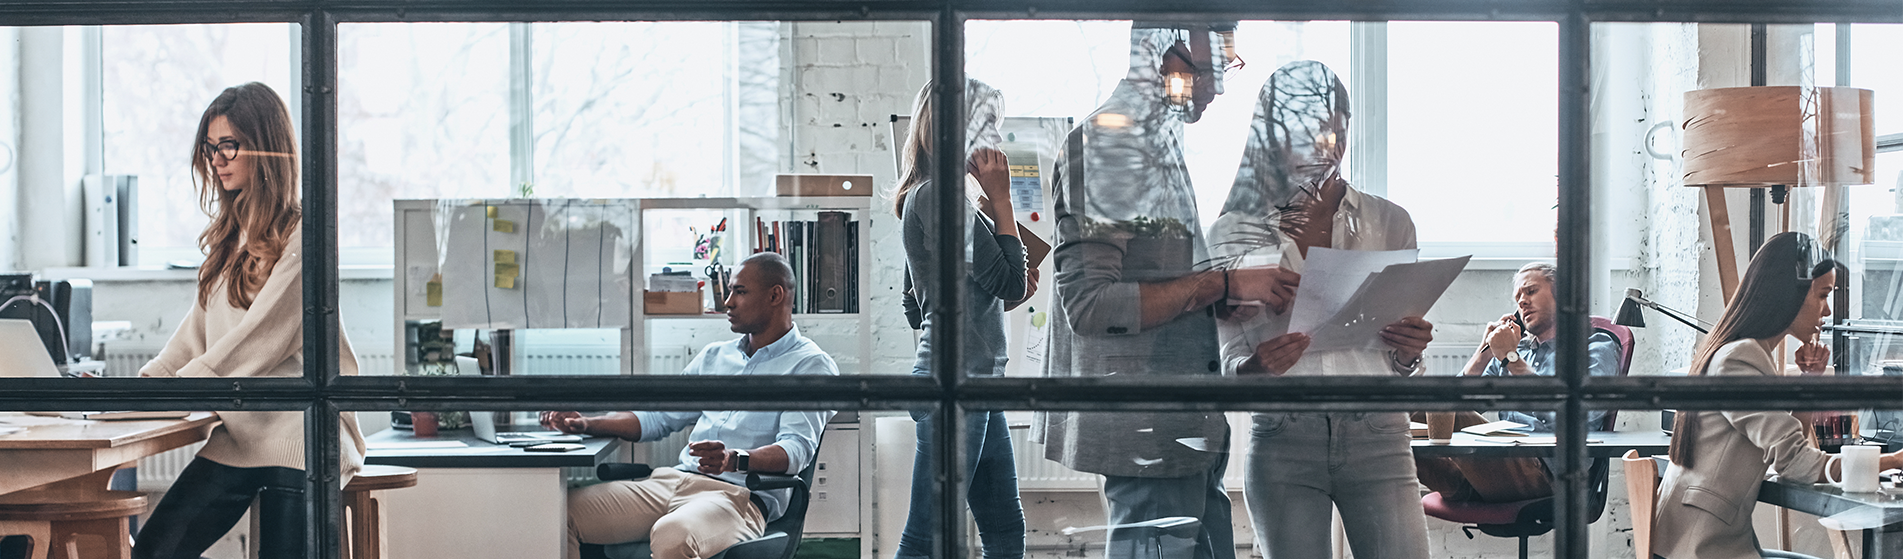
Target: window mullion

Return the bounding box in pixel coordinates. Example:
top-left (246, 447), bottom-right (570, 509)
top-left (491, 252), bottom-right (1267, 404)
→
top-left (510, 22), bottom-right (534, 192)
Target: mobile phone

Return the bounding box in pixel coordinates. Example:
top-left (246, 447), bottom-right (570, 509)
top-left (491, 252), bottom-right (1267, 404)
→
top-left (523, 442), bottom-right (584, 452)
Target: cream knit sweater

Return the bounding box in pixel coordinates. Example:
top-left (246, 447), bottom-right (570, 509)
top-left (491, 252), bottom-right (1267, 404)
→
top-left (139, 225), bottom-right (366, 481)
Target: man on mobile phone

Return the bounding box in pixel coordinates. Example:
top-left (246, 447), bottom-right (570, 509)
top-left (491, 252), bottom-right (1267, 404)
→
top-left (1415, 261), bottom-right (1624, 503)
top-left (541, 252), bottom-right (837, 559)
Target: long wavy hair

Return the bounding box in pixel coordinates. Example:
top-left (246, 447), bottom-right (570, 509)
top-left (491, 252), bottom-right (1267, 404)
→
top-left (189, 82), bottom-right (301, 310)
top-left (1668, 231), bottom-right (1836, 468)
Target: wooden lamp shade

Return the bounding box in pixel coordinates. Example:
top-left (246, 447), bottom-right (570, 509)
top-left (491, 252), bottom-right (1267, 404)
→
top-left (1683, 86), bottom-right (1875, 187)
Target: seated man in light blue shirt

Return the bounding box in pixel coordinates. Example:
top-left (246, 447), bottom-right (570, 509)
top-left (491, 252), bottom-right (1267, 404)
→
top-left (541, 252), bottom-right (838, 559)
top-left (1415, 262), bottom-right (1623, 503)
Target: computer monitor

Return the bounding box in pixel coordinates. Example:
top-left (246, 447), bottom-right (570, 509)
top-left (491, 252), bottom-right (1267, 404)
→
top-left (0, 319), bottom-right (61, 378)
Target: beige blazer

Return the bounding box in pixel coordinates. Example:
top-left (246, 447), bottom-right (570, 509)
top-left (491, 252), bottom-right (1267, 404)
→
top-left (1653, 339), bottom-right (1829, 559)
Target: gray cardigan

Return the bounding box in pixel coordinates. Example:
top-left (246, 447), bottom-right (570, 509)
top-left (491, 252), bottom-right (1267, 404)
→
top-left (901, 178), bottom-right (1028, 378)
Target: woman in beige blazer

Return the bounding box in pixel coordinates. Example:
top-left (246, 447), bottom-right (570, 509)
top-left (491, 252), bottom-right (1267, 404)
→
top-left (1654, 232), bottom-right (1903, 559)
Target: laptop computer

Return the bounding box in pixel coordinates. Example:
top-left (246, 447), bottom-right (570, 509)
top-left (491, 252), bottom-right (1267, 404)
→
top-left (0, 319), bottom-right (60, 378)
top-left (470, 411), bottom-right (582, 445)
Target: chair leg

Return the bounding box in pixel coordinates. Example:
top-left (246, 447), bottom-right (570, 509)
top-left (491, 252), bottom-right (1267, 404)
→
top-left (346, 492), bottom-right (378, 559)
top-left (0, 522), bottom-right (55, 559)
top-left (52, 518), bottom-right (132, 559)
top-left (1518, 535), bottom-right (1529, 559)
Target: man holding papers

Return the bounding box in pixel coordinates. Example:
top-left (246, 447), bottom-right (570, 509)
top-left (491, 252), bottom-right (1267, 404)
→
top-left (1208, 61), bottom-right (1434, 559)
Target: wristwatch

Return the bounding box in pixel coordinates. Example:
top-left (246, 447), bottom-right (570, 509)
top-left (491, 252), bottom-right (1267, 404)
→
top-left (1388, 350), bottom-right (1422, 373)
top-left (1503, 351), bottom-right (1522, 363)
top-left (731, 449), bottom-right (750, 472)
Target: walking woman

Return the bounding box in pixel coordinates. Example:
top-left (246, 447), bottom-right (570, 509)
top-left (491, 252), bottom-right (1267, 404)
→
top-left (1654, 231), bottom-right (1903, 559)
top-left (893, 78), bottom-right (1034, 559)
top-left (134, 82), bottom-right (367, 559)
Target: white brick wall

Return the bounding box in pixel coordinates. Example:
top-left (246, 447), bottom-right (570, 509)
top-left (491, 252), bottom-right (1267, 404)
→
top-left (785, 21), bottom-right (930, 375)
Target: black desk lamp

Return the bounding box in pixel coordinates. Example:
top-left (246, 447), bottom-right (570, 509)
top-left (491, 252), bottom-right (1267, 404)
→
top-left (1615, 288), bottom-right (1711, 334)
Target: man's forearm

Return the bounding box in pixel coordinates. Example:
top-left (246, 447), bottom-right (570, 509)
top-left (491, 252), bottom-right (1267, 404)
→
top-left (582, 412), bottom-right (644, 441)
top-left (1462, 346), bottom-right (1493, 376)
top-left (1137, 270), bottom-right (1224, 329)
top-left (744, 443), bottom-right (794, 474)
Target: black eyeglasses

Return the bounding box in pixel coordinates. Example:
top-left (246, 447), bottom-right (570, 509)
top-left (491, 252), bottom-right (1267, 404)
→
top-left (203, 140), bottom-right (240, 163)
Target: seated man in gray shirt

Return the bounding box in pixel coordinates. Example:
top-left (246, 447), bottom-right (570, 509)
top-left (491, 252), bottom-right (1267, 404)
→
top-left (1415, 261), bottom-right (1623, 503)
top-left (541, 252), bottom-right (837, 559)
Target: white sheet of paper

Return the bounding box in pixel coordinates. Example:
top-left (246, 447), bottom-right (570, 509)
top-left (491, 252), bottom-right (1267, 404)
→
top-left (1305, 255), bottom-right (1472, 351)
top-left (1288, 248), bottom-right (1418, 334)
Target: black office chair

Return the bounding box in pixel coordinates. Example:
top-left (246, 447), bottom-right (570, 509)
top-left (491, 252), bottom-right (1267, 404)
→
top-left (579, 456), bottom-right (818, 559)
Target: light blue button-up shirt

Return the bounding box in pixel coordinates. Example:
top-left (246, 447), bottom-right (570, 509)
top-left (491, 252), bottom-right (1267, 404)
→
top-left (633, 325), bottom-right (838, 521)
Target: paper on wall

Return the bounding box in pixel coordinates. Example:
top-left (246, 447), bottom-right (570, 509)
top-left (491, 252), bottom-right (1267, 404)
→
top-left (440, 199), bottom-right (635, 329)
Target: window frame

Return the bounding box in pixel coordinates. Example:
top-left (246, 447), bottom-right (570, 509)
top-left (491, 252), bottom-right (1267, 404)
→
top-left (4, 3), bottom-right (1903, 559)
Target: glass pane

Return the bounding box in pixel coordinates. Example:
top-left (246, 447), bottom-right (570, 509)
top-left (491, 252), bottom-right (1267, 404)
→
top-left (356, 405), bottom-right (859, 558)
top-left (102, 24), bottom-right (296, 266)
top-left (1615, 405), bottom-right (1903, 559)
top-left (0, 410), bottom-right (314, 559)
top-left (1591, 22), bottom-right (1903, 383)
top-left (961, 21), bottom-right (1562, 388)
top-left (357, 21), bottom-right (917, 376)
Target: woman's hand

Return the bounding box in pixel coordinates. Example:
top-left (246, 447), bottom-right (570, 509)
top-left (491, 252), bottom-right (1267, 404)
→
top-left (1382, 316), bottom-right (1435, 366)
top-left (1795, 336), bottom-right (1830, 374)
top-left (1006, 268), bottom-right (1039, 311)
top-left (968, 148), bottom-right (1012, 204)
top-left (1238, 333), bottom-right (1310, 376)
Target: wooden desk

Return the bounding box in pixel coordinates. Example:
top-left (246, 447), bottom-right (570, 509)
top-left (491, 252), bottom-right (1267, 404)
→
top-left (1410, 430), bottom-right (1672, 459)
top-left (363, 428), bottom-right (626, 559)
top-left (0, 412), bottom-right (218, 495)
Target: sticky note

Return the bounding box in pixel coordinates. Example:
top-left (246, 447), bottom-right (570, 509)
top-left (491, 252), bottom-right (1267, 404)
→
top-left (494, 249), bottom-right (516, 264)
top-left (426, 280), bottom-right (442, 307)
top-left (494, 262), bottom-right (519, 278)
top-left (495, 275), bottom-right (516, 289)
top-left (493, 219), bottom-right (515, 233)
top-left (486, 206), bottom-right (498, 218)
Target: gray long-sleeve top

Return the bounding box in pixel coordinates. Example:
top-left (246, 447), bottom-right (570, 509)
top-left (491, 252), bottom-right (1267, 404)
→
top-left (902, 178), bottom-right (1028, 378)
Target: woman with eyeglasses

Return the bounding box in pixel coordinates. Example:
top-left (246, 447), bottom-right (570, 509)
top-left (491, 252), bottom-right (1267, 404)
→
top-left (133, 82), bottom-right (366, 559)
top-left (1654, 231), bottom-right (1903, 559)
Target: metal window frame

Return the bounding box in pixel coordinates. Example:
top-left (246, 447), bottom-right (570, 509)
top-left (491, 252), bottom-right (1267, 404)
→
top-left (5, 1), bottom-right (1903, 558)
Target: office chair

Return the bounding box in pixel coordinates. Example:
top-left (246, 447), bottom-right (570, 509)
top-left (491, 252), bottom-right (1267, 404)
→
top-left (580, 453), bottom-right (818, 559)
top-left (1419, 317), bottom-right (1632, 559)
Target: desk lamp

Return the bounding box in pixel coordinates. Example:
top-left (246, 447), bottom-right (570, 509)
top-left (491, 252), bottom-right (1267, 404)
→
top-left (1615, 288), bottom-right (1711, 334)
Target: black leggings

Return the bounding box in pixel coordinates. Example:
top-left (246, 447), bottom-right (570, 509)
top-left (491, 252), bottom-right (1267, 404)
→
top-left (131, 457), bottom-right (306, 559)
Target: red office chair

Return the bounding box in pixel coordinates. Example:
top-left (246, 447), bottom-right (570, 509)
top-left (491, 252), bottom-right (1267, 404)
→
top-left (1419, 316), bottom-right (1632, 559)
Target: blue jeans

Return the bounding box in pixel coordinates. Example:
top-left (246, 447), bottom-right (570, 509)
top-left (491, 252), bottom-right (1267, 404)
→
top-left (1245, 412), bottom-right (1428, 559)
top-left (132, 457), bottom-right (306, 559)
top-left (1102, 453), bottom-right (1233, 559)
top-left (896, 410), bottom-right (1026, 559)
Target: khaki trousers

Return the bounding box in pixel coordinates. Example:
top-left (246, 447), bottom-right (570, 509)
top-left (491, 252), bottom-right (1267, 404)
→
top-left (566, 467), bottom-right (767, 559)
top-left (1410, 411), bottom-right (1555, 503)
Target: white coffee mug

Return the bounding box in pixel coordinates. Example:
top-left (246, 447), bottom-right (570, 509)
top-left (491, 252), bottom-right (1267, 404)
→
top-left (1829, 444), bottom-right (1882, 493)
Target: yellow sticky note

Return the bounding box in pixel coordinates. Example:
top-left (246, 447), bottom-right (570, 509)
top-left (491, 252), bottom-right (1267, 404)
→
top-left (494, 249), bottom-right (516, 264)
top-left (425, 281), bottom-right (442, 307)
top-left (493, 219), bottom-right (515, 233)
top-left (495, 275), bottom-right (516, 289)
top-left (494, 262), bottom-right (519, 278)
top-left (486, 206), bottom-right (498, 218)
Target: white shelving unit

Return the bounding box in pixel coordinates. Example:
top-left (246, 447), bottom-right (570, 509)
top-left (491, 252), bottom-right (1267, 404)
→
top-left (629, 196), bottom-right (875, 376)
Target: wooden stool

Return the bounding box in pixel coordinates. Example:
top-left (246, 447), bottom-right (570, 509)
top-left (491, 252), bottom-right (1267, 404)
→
top-left (0, 490), bottom-right (145, 559)
top-left (342, 465), bottom-right (418, 559)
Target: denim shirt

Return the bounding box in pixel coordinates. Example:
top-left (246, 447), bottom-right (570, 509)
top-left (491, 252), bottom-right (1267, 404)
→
top-left (634, 325), bottom-right (838, 521)
top-left (1482, 331), bottom-right (1621, 431)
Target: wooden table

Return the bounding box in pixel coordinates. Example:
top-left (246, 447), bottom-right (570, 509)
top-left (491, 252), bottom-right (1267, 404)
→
top-left (0, 412), bottom-right (218, 495)
top-left (363, 428), bottom-right (626, 559)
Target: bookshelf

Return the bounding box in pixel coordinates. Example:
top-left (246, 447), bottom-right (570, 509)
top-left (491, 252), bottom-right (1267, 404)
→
top-left (630, 197), bottom-right (875, 376)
